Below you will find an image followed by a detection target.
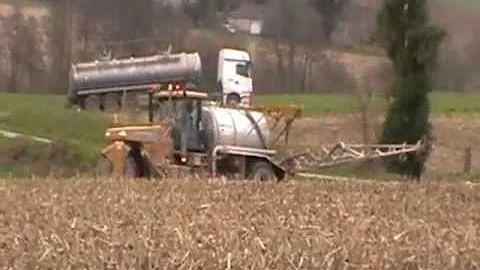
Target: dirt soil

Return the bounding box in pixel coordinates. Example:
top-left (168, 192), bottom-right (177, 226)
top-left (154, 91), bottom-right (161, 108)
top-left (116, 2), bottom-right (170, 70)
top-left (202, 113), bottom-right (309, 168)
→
top-left (287, 114), bottom-right (480, 178)
top-left (0, 139), bottom-right (74, 177)
top-left (1, 178), bottom-right (479, 269)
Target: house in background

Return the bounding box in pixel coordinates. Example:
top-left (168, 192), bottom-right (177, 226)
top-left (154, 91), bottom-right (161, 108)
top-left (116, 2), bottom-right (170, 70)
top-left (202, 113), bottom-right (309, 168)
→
top-left (224, 3), bottom-right (269, 35)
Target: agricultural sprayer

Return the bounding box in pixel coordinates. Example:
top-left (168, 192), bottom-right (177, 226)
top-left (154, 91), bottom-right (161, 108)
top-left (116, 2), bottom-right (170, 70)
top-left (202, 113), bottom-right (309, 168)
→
top-left (96, 87), bottom-right (426, 181)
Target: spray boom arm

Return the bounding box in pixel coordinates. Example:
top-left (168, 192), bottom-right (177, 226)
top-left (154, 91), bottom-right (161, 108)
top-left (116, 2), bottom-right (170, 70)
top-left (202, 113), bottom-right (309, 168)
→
top-left (280, 139), bottom-right (426, 174)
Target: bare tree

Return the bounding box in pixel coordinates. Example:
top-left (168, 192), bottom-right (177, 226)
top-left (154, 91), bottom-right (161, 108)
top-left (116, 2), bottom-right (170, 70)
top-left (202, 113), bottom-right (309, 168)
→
top-left (349, 61), bottom-right (392, 144)
top-left (182, 0), bottom-right (217, 28)
top-left (6, 6), bottom-right (24, 92)
top-left (46, 0), bottom-right (72, 93)
top-left (310, 0), bottom-right (349, 44)
top-left (70, 0), bottom-right (163, 59)
top-left (353, 70), bottom-right (375, 144)
top-left (459, 27), bottom-right (480, 90)
top-left (112, 0), bottom-right (156, 54)
top-left (263, 0), bottom-right (318, 92)
top-left (434, 43), bottom-right (469, 92)
top-left (182, 0), bottom-right (247, 27)
top-left (4, 5), bottom-right (45, 92)
top-left (0, 0), bottom-right (196, 94)
top-left (215, 0), bottom-right (243, 13)
top-left (152, 3), bottom-right (193, 50)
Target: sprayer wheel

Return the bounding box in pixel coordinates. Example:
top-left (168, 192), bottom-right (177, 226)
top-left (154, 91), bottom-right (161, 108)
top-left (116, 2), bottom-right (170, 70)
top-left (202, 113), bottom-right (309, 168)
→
top-left (248, 161), bottom-right (276, 181)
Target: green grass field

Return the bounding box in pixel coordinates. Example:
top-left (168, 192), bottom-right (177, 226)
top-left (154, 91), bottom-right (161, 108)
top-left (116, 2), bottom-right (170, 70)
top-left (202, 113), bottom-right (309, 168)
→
top-left (438, 0), bottom-right (480, 9)
top-left (254, 92), bottom-right (480, 116)
top-left (0, 94), bottom-right (111, 176)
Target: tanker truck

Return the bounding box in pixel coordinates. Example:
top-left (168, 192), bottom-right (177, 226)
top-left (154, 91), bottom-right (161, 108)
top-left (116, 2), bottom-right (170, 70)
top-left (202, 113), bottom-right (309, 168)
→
top-left (217, 48), bottom-right (254, 106)
top-left (67, 48), bottom-right (254, 111)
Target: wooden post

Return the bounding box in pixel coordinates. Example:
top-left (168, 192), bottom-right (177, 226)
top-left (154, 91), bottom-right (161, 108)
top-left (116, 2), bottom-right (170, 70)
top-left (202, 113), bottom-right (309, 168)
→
top-left (239, 156), bottom-right (246, 180)
top-left (148, 91), bottom-right (153, 123)
top-left (464, 147), bottom-right (472, 174)
top-left (333, 128), bottom-right (339, 142)
top-left (285, 121), bottom-right (292, 146)
top-left (122, 90), bottom-right (127, 113)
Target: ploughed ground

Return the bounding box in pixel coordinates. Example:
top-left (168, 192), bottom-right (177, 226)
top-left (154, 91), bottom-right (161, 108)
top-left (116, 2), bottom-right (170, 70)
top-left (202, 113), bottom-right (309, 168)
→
top-left (1, 178), bottom-right (479, 269)
top-left (287, 114), bottom-right (480, 179)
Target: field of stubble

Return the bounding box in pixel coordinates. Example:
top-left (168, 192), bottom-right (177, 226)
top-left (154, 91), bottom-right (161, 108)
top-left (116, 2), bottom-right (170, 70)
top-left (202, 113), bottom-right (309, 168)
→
top-left (1, 178), bottom-right (479, 269)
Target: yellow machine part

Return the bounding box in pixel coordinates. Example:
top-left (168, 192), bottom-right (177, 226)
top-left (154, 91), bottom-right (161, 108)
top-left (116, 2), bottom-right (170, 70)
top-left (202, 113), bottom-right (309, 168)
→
top-left (101, 141), bottom-right (131, 177)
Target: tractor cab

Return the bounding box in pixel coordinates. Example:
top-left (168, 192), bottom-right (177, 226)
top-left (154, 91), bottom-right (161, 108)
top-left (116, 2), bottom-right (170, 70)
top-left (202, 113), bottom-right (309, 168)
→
top-left (150, 89), bottom-right (211, 156)
top-left (99, 88), bottom-right (212, 178)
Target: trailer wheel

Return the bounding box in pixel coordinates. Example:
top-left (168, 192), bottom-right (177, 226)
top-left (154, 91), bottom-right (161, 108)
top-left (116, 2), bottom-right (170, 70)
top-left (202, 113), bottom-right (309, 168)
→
top-left (104, 93), bottom-right (120, 112)
top-left (248, 161), bottom-right (277, 181)
top-left (84, 95), bottom-right (101, 111)
top-left (121, 92), bottom-right (139, 111)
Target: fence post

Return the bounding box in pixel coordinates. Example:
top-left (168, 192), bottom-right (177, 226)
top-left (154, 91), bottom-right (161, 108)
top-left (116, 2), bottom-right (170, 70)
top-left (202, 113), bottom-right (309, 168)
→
top-left (333, 128), bottom-right (339, 142)
top-left (464, 147), bottom-right (472, 174)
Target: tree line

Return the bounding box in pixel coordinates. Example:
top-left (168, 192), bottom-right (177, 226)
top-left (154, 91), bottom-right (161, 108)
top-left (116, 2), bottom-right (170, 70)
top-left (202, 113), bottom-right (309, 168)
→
top-left (0, 0), bottom-right (476, 96)
top-left (0, 0), bottom-right (357, 94)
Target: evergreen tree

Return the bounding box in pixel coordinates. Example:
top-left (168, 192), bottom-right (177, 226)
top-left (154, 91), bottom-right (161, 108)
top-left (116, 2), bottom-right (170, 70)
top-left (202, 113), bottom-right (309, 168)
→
top-left (375, 0), bottom-right (446, 179)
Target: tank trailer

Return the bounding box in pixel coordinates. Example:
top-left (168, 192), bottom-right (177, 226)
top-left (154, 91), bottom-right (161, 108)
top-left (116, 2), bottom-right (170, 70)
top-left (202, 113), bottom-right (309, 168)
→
top-left (67, 48), bottom-right (254, 111)
top-left (67, 51), bottom-right (202, 111)
top-left (97, 87), bottom-right (427, 181)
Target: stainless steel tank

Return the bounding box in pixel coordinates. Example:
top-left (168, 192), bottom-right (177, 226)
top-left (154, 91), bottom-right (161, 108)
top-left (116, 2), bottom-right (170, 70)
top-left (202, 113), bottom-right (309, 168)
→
top-left (68, 52), bottom-right (202, 100)
top-left (201, 106), bottom-right (271, 150)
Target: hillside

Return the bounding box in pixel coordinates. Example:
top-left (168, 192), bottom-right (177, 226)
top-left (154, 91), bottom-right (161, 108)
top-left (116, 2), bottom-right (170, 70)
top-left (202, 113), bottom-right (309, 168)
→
top-left (0, 2), bottom-right (47, 17)
top-left (0, 94), bottom-right (110, 177)
top-left (0, 0), bottom-right (479, 94)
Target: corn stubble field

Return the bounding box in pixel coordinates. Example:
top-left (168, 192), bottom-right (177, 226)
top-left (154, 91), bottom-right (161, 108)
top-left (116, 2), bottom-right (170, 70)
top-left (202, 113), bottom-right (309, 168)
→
top-left (1, 178), bottom-right (479, 269)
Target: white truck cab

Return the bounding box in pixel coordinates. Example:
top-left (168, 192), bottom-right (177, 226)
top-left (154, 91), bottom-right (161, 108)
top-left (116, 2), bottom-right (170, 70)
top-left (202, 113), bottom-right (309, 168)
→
top-left (217, 48), bottom-right (254, 107)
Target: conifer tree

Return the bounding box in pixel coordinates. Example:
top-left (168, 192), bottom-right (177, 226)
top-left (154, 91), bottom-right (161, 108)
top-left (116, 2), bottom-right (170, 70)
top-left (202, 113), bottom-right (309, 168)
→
top-left (376, 0), bottom-right (446, 179)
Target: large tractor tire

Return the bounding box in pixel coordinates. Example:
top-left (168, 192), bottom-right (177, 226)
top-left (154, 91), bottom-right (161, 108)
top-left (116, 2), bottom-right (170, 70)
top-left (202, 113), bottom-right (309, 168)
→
top-left (248, 161), bottom-right (277, 181)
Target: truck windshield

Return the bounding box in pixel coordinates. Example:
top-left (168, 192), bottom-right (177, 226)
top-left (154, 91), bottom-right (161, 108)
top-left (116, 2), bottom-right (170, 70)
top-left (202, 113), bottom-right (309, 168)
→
top-left (154, 99), bottom-right (200, 124)
top-left (236, 61), bottom-right (252, 78)
top-left (154, 100), bottom-right (173, 121)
